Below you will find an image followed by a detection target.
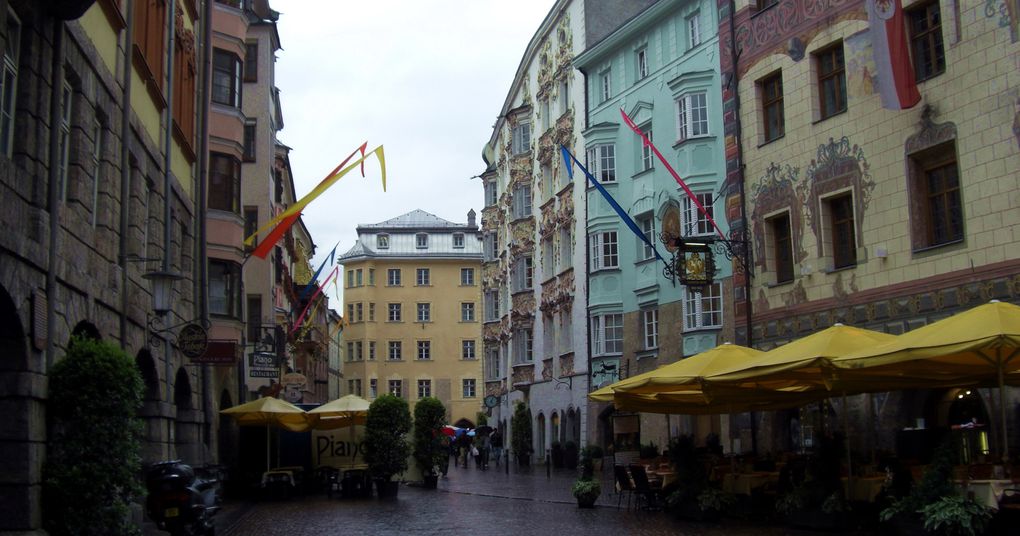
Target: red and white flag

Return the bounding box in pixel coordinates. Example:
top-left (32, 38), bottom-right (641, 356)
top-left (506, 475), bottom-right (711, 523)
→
top-left (868, 0), bottom-right (920, 109)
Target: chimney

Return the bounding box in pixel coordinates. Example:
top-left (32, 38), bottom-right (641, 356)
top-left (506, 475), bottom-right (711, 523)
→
top-left (467, 209), bottom-right (476, 229)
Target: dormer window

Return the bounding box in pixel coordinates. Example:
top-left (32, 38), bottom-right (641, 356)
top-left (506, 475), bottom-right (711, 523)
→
top-left (416, 233), bottom-right (428, 249)
top-left (377, 234), bottom-right (389, 249)
top-left (453, 233), bottom-right (465, 248)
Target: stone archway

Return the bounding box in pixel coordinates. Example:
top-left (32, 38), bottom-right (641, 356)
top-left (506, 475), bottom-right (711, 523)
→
top-left (71, 320), bottom-right (101, 341)
top-left (135, 350), bottom-right (164, 464)
top-left (0, 284), bottom-right (36, 530)
top-left (218, 389), bottom-right (236, 472)
top-left (174, 367), bottom-right (201, 464)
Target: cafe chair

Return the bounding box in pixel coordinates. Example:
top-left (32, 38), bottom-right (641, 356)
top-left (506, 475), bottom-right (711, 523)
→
top-left (628, 464), bottom-right (661, 511)
top-left (613, 465), bottom-right (635, 510)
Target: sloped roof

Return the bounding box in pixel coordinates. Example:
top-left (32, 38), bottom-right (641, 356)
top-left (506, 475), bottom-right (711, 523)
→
top-left (358, 209), bottom-right (468, 230)
top-left (338, 240), bottom-right (374, 260)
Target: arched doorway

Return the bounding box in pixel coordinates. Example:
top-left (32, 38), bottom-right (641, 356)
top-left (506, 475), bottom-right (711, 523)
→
top-left (0, 284), bottom-right (34, 530)
top-left (536, 413), bottom-right (546, 462)
top-left (174, 367), bottom-right (199, 463)
top-left (135, 350), bottom-right (163, 464)
top-left (218, 389), bottom-right (235, 473)
top-left (550, 411), bottom-right (560, 445)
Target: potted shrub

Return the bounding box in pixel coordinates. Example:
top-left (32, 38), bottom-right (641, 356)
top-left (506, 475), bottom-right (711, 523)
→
top-left (564, 440), bottom-right (579, 470)
top-left (43, 336), bottom-right (144, 534)
top-left (412, 397), bottom-right (446, 489)
top-left (511, 402), bottom-right (533, 466)
top-left (551, 441), bottom-right (564, 468)
top-left (582, 445), bottom-right (604, 474)
top-left (778, 433), bottom-right (848, 530)
top-left (364, 394), bottom-right (411, 498)
top-left (571, 478), bottom-right (601, 508)
top-left (880, 440), bottom-right (989, 535)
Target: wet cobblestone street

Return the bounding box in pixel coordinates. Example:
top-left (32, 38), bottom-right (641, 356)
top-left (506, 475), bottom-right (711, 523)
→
top-left (219, 460), bottom-right (875, 535)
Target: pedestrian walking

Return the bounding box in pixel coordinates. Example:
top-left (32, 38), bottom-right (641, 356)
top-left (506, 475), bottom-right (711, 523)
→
top-left (491, 430), bottom-right (503, 466)
top-left (480, 432), bottom-right (492, 469)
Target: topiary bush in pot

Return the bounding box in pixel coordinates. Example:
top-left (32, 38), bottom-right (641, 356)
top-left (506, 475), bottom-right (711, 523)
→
top-left (365, 394), bottom-right (411, 497)
top-left (43, 336), bottom-right (144, 536)
top-left (511, 402), bottom-right (533, 466)
top-left (412, 397), bottom-right (447, 489)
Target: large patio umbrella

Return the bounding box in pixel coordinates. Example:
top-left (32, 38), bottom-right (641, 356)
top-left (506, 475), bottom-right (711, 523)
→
top-left (600, 343), bottom-right (764, 397)
top-left (307, 394), bottom-right (370, 430)
top-left (831, 300), bottom-right (1020, 457)
top-left (709, 324), bottom-right (896, 392)
top-left (221, 396), bottom-right (312, 470)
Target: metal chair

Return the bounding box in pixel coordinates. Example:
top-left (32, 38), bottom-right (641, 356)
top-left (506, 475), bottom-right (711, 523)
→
top-left (628, 464), bottom-right (661, 510)
top-left (613, 465), bottom-right (635, 510)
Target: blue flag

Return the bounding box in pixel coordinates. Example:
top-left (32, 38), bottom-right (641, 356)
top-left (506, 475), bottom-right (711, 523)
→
top-left (560, 145), bottom-right (665, 262)
top-left (300, 241), bottom-right (339, 301)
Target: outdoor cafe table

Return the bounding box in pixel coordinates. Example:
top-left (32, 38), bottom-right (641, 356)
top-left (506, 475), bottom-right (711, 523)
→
top-left (957, 479), bottom-right (1014, 510)
top-left (722, 472), bottom-right (779, 495)
top-left (841, 476), bottom-right (886, 502)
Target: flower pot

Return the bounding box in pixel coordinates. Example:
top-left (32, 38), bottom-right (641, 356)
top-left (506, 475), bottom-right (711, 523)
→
top-left (576, 495), bottom-right (598, 508)
top-left (517, 454), bottom-right (530, 467)
top-left (374, 478), bottom-right (399, 499)
top-left (423, 474), bottom-right (438, 489)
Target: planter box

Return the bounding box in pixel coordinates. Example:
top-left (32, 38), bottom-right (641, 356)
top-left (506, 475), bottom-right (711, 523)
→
top-left (374, 479), bottom-right (399, 499)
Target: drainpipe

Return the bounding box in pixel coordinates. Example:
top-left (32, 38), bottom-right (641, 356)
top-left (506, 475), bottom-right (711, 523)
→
top-left (728, 0), bottom-right (756, 455)
top-left (119, 0), bottom-right (134, 346)
top-left (197, 0), bottom-right (214, 466)
top-left (46, 20), bottom-right (66, 367)
top-left (162, 0), bottom-right (177, 456)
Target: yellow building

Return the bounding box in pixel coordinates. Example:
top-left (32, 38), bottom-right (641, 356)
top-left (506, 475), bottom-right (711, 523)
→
top-left (339, 210), bottom-right (483, 426)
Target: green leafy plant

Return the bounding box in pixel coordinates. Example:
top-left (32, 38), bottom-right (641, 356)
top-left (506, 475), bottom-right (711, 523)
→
top-left (697, 487), bottom-right (737, 512)
top-left (919, 495), bottom-right (992, 536)
top-left (667, 435), bottom-right (708, 503)
top-left (881, 440), bottom-right (958, 522)
top-left (571, 478), bottom-right (601, 506)
top-left (43, 336), bottom-right (144, 536)
top-left (412, 397), bottom-right (447, 480)
top-left (583, 445), bottom-right (604, 459)
top-left (511, 402), bottom-right (533, 464)
top-left (364, 394), bottom-right (412, 480)
top-left (639, 441), bottom-right (660, 459)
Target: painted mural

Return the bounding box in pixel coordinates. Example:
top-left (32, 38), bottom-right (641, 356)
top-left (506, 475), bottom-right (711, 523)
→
top-left (750, 162), bottom-right (806, 272)
top-left (844, 29), bottom-right (875, 99)
top-left (797, 136), bottom-right (875, 259)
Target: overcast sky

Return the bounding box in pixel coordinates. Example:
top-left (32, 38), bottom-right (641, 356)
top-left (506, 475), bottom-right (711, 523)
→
top-left (275, 1), bottom-right (554, 288)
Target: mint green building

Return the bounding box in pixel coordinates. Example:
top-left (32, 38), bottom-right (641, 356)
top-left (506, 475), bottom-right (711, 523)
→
top-left (574, 0), bottom-right (731, 449)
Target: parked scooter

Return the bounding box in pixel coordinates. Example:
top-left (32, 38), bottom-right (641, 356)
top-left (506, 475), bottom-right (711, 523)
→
top-left (145, 460), bottom-right (221, 536)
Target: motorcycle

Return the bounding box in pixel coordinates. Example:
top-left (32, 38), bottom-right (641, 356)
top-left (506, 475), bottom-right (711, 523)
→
top-left (145, 460), bottom-right (221, 536)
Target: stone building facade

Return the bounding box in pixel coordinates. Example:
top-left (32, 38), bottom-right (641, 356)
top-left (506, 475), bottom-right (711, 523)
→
top-left (717, 0), bottom-right (1020, 457)
top-left (0, 0), bottom-right (207, 531)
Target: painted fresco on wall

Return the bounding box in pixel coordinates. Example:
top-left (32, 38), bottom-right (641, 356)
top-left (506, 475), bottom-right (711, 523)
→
top-left (798, 136), bottom-right (875, 259)
top-left (750, 163), bottom-right (807, 271)
top-left (844, 30), bottom-right (875, 99)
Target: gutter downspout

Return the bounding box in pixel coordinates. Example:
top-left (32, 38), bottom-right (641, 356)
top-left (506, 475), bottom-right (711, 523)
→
top-left (728, 0), bottom-right (756, 455)
top-left (119, 0), bottom-right (134, 346)
top-left (46, 20), bottom-right (65, 367)
top-left (162, 0), bottom-right (177, 452)
top-left (197, 0), bottom-right (215, 464)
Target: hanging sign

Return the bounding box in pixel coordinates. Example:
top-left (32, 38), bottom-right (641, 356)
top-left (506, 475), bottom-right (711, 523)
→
top-left (178, 323), bottom-right (209, 359)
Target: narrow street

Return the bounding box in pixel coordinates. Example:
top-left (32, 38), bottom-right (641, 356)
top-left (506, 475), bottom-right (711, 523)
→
top-left (217, 462), bottom-right (867, 535)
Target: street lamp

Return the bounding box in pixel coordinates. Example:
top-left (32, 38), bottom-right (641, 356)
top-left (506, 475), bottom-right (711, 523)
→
top-left (142, 269), bottom-right (184, 316)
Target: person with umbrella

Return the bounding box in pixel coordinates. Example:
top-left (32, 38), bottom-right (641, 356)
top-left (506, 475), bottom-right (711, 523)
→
top-left (490, 429), bottom-right (503, 466)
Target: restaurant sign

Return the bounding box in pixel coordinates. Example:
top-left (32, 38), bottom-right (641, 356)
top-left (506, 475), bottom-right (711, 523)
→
top-left (248, 351), bottom-right (280, 378)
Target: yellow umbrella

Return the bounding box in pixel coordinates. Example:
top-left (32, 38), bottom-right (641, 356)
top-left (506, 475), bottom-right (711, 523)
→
top-left (308, 394), bottom-right (370, 430)
top-left (610, 343), bottom-right (764, 395)
top-left (709, 324), bottom-right (896, 391)
top-left (831, 300), bottom-right (1020, 457)
top-left (221, 396), bottom-right (312, 470)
